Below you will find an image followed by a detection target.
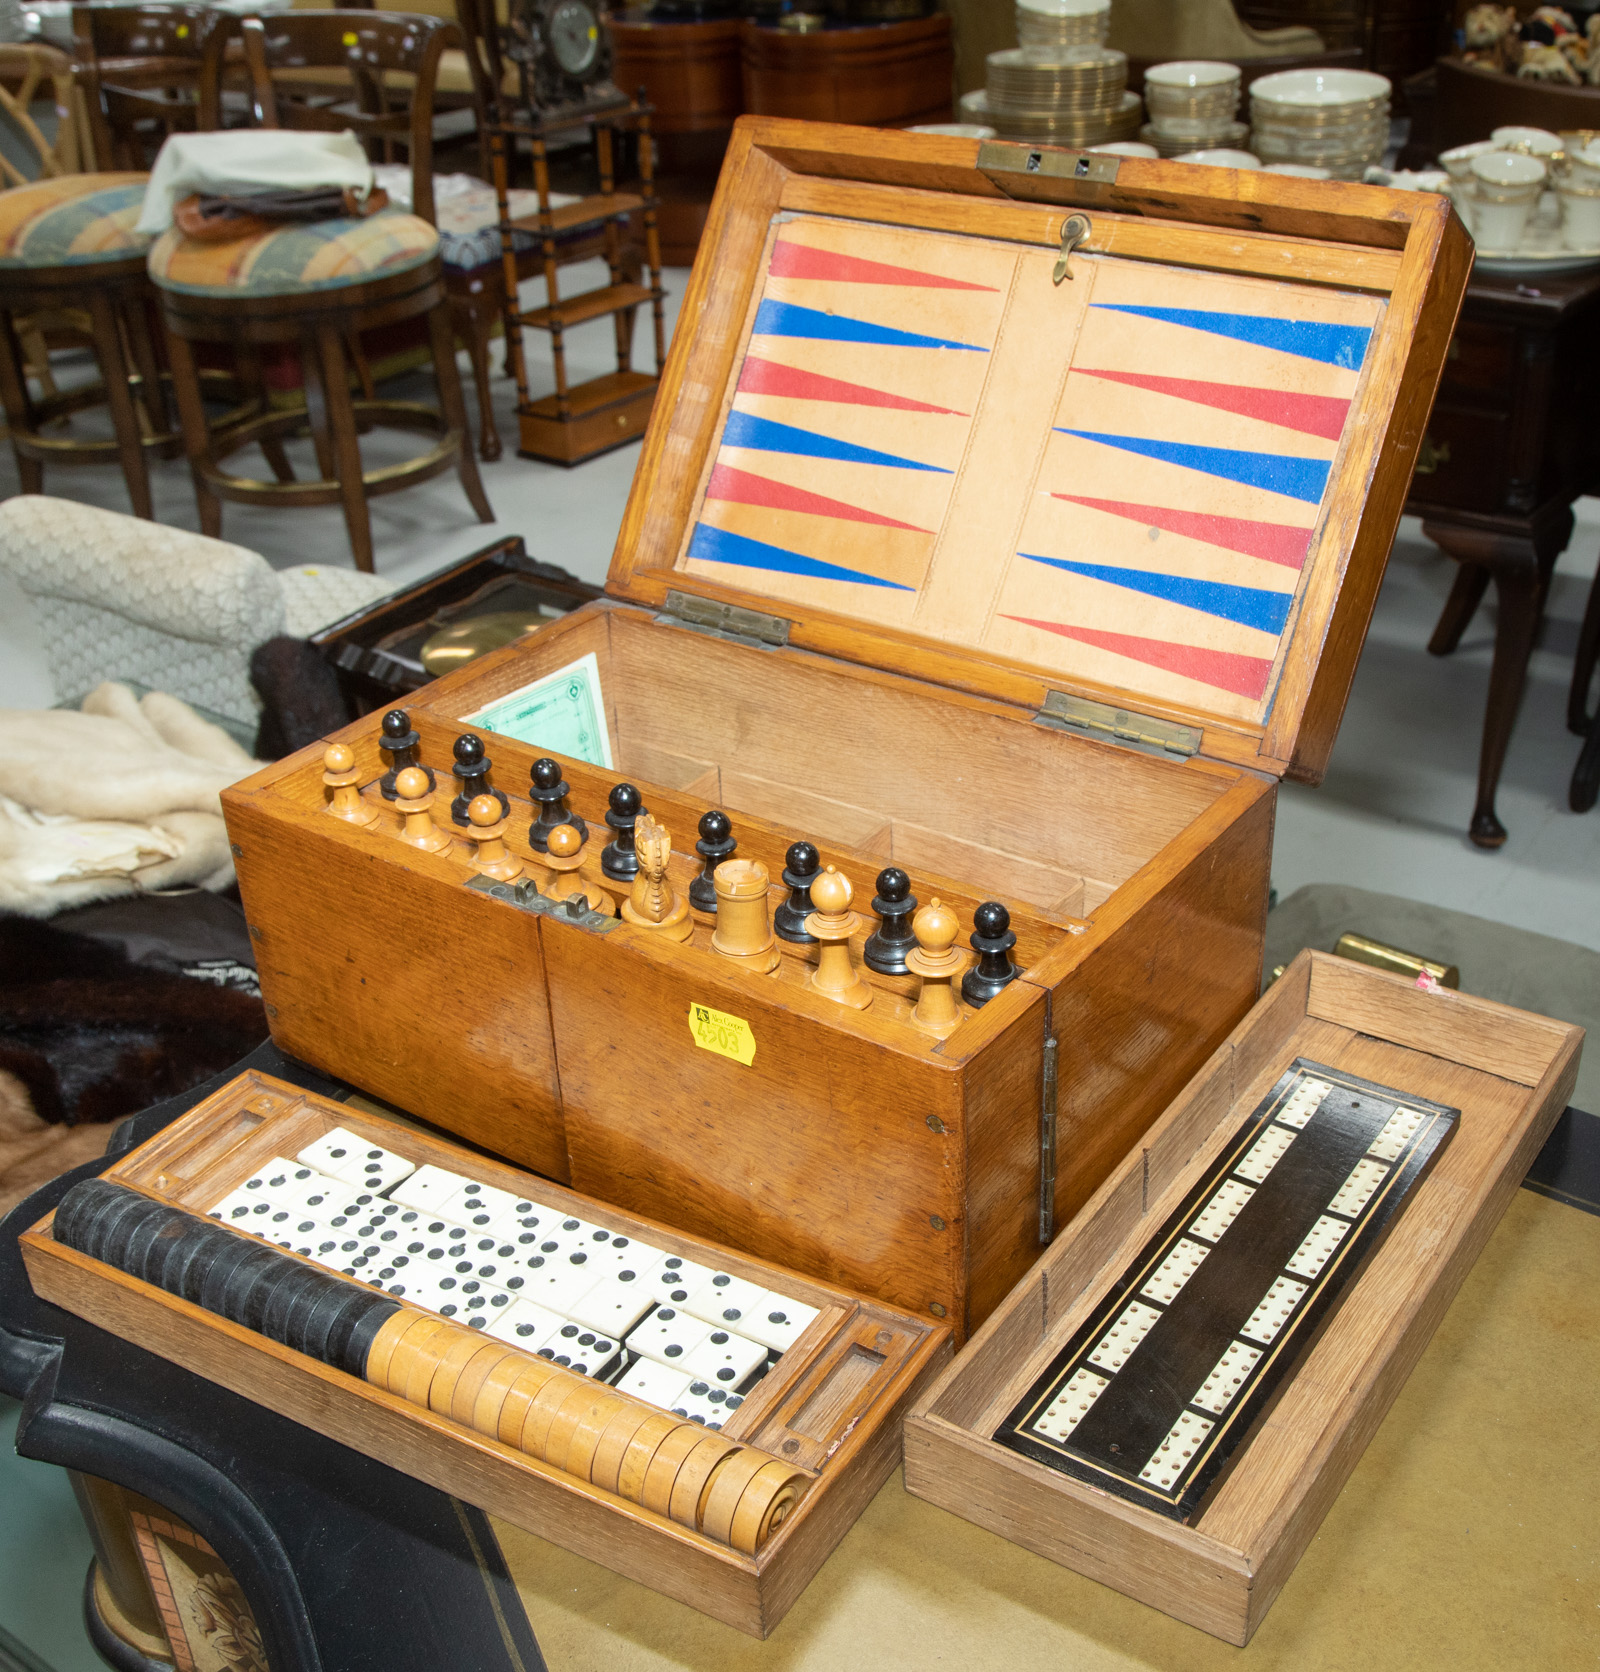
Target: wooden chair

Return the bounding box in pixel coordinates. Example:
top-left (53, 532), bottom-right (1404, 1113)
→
top-left (150, 11), bottom-right (493, 574)
top-left (0, 10), bottom-right (230, 517)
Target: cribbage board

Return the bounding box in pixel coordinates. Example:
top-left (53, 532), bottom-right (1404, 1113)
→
top-left (20, 1072), bottom-right (950, 1637)
top-left (222, 124), bottom-right (1471, 1341)
top-left (904, 951), bottom-right (1583, 1645)
top-left (994, 1060), bottom-right (1457, 1520)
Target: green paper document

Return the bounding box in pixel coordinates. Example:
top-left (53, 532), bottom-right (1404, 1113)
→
top-left (463, 651), bottom-right (614, 769)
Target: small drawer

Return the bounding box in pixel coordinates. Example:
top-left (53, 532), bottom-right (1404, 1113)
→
top-left (1407, 403), bottom-right (1509, 514)
top-left (1437, 320), bottom-right (1517, 401)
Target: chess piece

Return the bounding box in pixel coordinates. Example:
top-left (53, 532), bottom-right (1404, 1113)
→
top-left (321, 742), bottom-right (378, 826)
top-left (528, 757), bottom-right (587, 851)
top-left (543, 823), bottom-right (613, 914)
top-left (906, 898), bottom-right (968, 1038)
top-left (378, 708), bottom-right (433, 800)
top-left (392, 766), bottom-right (453, 852)
top-left (962, 901), bottom-right (1021, 1007)
top-left (601, 783), bottom-right (645, 882)
top-left (450, 734), bottom-right (508, 827)
top-left (689, 810), bottom-right (735, 914)
top-left (804, 867), bottom-right (871, 1010)
top-left (773, 841), bottom-right (819, 944)
top-left (465, 793), bottom-right (524, 882)
top-left (711, 859), bottom-right (780, 973)
top-left (620, 813), bottom-right (693, 941)
top-left (863, 866), bottom-right (918, 976)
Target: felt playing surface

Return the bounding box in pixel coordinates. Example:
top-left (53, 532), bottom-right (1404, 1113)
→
top-left (678, 213), bottom-right (1386, 726)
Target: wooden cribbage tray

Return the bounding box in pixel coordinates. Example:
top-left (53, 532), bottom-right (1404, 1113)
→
top-left (902, 950), bottom-right (1582, 1645)
top-left (20, 1072), bottom-right (950, 1638)
top-left (224, 122), bottom-right (1471, 1341)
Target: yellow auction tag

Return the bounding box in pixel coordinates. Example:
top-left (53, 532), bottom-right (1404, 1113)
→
top-left (688, 1003), bottom-right (756, 1067)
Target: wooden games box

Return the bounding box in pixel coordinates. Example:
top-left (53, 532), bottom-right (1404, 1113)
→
top-left (20, 1072), bottom-right (950, 1637)
top-left (903, 951), bottom-right (1582, 1644)
top-left (223, 121), bottom-right (1471, 1341)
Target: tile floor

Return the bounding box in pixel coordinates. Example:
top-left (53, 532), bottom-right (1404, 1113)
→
top-left (1, 257), bottom-right (1598, 1670)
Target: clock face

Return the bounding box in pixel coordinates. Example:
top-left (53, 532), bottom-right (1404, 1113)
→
top-left (548, 0), bottom-right (599, 76)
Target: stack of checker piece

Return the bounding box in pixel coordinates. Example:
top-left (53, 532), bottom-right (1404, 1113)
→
top-left (51, 1177), bottom-right (810, 1554)
top-left (206, 1126), bottom-right (819, 1434)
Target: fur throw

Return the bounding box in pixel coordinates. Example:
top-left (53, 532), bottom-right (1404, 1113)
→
top-left (0, 682), bottom-right (263, 916)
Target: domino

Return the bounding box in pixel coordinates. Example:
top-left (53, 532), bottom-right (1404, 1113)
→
top-left (486, 1297), bottom-right (567, 1352)
top-left (206, 1188), bottom-right (281, 1231)
top-left (1189, 1178), bottom-right (1254, 1245)
top-left (514, 1247), bottom-right (613, 1314)
top-left (567, 1272), bottom-right (662, 1339)
top-left (442, 1179), bottom-right (526, 1233)
top-left (1234, 1123), bottom-right (1297, 1184)
top-left (670, 1379), bottom-right (745, 1430)
top-left (295, 1127), bottom-right (415, 1192)
top-left (1189, 1340), bottom-right (1263, 1415)
top-left (1034, 1367), bottom-right (1109, 1442)
top-left (1138, 1409), bottom-right (1214, 1490)
top-left (738, 1292), bottom-right (821, 1354)
top-left (540, 1322), bottom-right (622, 1378)
top-left (1328, 1157), bottom-right (1390, 1219)
top-left (1140, 1238), bottom-right (1210, 1307)
top-left (1087, 1299), bottom-right (1162, 1375)
top-left (680, 1271), bottom-right (769, 1331)
top-left (615, 1356), bottom-right (692, 1410)
top-left (1368, 1106), bottom-right (1429, 1163)
top-left (681, 1326), bottom-right (768, 1390)
top-left (652, 1254), bottom-right (718, 1306)
top-left (624, 1305), bottom-right (712, 1370)
top-left (1285, 1214), bottom-right (1351, 1281)
top-left (388, 1163), bottom-right (475, 1214)
top-left (1239, 1275), bottom-right (1308, 1346)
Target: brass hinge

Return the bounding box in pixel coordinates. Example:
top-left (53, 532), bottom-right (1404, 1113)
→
top-left (1038, 1034), bottom-right (1059, 1246)
top-left (1035, 691), bottom-right (1201, 759)
top-left (467, 873), bottom-right (621, 935)
top-left (659, 590), bottom-right (792, 648)
top-left (977, 141), bottom-right (1122, 186)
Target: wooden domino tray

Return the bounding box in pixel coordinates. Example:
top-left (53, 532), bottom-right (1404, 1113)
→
top-left (902, 950), bottom-right (1582, 1644)
top-left (20, 1072), bottom-right (950, 1638)
top-left (223, 122), bottom-right (1470, 1341)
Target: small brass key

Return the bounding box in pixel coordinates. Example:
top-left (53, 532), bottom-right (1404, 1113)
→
top-left (1053, 213), bottom-right (1092, 284)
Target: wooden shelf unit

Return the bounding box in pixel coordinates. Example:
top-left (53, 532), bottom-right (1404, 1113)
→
top-left (489, 98), bottom-right (667, 466)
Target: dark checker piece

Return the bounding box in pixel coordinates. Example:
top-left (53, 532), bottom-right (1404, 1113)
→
top-left (343, 1295), bottom-right (405, 1376)
top-left (141, 1215), bottom-right (203, 1291)
top-left (159, 1220), bottom-right (232, 1301)
top-left (184, 1223), bottom-right (263, 1307)
top-left (206, 1242), bottom-right (284, 1323)
top-left (299, 1280), bottom-right (378, 1368)
top-left (260, 1264), bottom-right (342, 1347)
top-left (58, 1180), bottom-right (131, 1262)
top-left (122, 1202), bottom-right (191, 1282)
top-left (231, 1247), bottom-right (303, 1333)
top-left (95, 1192), bottom-right (165, 1271)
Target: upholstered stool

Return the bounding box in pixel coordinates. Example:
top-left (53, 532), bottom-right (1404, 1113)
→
top-left (149, 12), bottom-right (494, 576)
top-left (0, 172), bottom-right (174, 518)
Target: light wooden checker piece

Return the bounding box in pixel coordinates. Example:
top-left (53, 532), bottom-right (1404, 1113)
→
top-left (669, 1433), bottom-right (741, 1531)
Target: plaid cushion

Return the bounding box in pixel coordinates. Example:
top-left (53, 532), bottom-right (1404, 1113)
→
top-left (147, 208), bottom-right (439, 298)
top-left (0, 174), bottom-right (151, 269)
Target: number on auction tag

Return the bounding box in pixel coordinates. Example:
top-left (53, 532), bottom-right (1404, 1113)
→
top-left (688, 1004), bottom-right (756, 1066)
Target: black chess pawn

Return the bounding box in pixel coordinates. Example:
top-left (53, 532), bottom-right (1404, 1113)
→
top-left (773, 840), bottom-right (820, 943)
top-left (378, 708), bottom-right (433, 800)
top-left (689, 809), bottom-right (736, 913)
top-left (527, 757), bottom-right (587, 852)
top-left (863, 866), bottom-right (919, 976)
top-left (600, 782), bottom-right (646, 881)
top-left (449, 733), bottom-right (509, 827)
top-left (961, 901), bottom-right (1021, 1007)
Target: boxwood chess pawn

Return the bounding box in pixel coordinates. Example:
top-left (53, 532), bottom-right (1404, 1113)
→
top-left (907, 898), bottom-right (968, 1038)
top-left (392, 766), bottom-right (453, 853)
top-left (689, 809), bottom-right (735, 913)
top-left (321, 742), bottom-right (378, 826)
top-left (601, 782), bottom-right (645, 881)
top-left (774, 841), bottom-right (820, 944)
top-left (451, 733), bottom-right (508, 827)
top-left (962, 901), bottom-right (1021, 1007)
top-left (805, 866), bottom-right (871, 1010)
top-left (543, 823), bottom-right (614, 915)
top-left (711, 858), bottom-right (781, 973)
top-left (863, 866), bottom-right (918, 976)
top-left (378, 707), bottom-right (432, 799)
top-left (465, 794), bottom-right (525, 883)
top-left (528, 756), bottom-right (586, 851)
top-left (621, 813), bottom-right (693, 941)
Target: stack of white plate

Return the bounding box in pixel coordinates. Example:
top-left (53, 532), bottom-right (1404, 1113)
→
top-left (1014, 0), bottom-right (1109, 53)
top-left (1138, 60), bottom-right (1245, 158)
top-left (973, 46), bottom-right (1141, 148)
top-left (1250, 68), bottom-right (1391, 181)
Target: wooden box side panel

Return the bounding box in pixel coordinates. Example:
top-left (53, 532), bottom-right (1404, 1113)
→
top-left (225, 797), bottom-right (570, 1182)
top-left (539, 910), bottom-right (965, 1328)
top-left (1046, 776), bottom-right (1275, 1231)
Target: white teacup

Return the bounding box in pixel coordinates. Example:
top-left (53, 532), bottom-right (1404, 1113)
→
top-left (1568, 142), bottom-right (1600, 187)
top-left (1558, 180), bottom-right (1600, 248)
top-left (1439, 140), bottom-right (1495, 182)
top-left (1490, 125), bottom-right (1563, 159)
top-left (1175, 148), bottom-right (1262, 169)
top-left (1468, 149), bottom-right (1546, 249)
top-left (1088, 141), bottom-right (1159, 157)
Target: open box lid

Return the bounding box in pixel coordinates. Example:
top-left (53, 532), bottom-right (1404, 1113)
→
top-left (607, 121), bottom-right (1471, 783)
